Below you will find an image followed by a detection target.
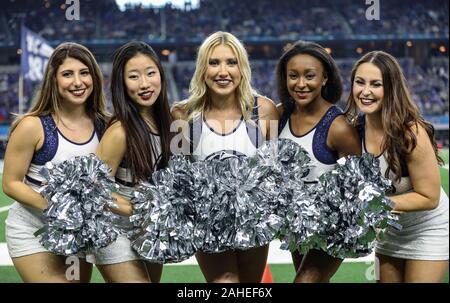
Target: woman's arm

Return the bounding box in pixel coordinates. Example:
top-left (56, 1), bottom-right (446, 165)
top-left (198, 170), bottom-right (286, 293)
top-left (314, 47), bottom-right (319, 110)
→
top-left (328, 115), bottom-right (362, 158)
top-left (95, 122), bottom-right (133, 216)
top-left (257, 97), bottom-right (280, 140)
top-left (389, 124), bottom-right (442, 212)
top-left (2, 116), bottom-right (48, 211)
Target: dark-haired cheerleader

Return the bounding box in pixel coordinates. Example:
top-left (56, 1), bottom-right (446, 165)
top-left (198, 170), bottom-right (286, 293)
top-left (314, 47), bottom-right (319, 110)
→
top-left (346, 50), bottom-right (449, 283)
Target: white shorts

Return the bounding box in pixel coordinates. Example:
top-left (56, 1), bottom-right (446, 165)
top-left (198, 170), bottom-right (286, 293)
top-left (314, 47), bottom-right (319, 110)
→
top-left (5, 202), bottom-right (86, 259)
top-left (376, 188), bottom-right (449, 261)
top-left (85, 234), bottom-right (141, 265)
top-left (6, 202), bottom-right (140, 265)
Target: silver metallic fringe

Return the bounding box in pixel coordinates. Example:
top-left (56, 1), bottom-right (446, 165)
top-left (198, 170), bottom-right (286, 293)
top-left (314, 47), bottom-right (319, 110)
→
top-left (36, 154), bottom-right (120, 256)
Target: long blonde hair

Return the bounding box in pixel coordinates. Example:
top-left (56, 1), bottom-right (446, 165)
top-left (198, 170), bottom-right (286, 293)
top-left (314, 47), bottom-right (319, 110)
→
top-left (182, 31), bottom-right (258, 121)
top-left (10, 42), bottom-right (108, 135)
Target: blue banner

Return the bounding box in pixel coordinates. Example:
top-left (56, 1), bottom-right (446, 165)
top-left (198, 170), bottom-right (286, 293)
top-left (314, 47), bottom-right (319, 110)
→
top-left (20, 25), bottom-right (54, 82)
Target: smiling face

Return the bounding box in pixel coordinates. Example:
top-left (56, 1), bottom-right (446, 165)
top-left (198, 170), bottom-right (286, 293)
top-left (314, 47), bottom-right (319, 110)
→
top-left (56, 57), bottom-right (93, 106)
top-left (286, 54), bottom-right (327, 108)
top-left (124, 53), bottom-right (161, 110)
top-left (205, 44), bottom-right (242, 100)
top-left (352, 62), bottom-right (384, 115)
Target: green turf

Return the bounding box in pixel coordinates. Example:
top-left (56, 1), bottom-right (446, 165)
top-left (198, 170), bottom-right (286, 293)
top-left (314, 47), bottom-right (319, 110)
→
top-left (0, 212), bottom-right (7, 243)
top-left (0, 176), bottom-right (13, 208)
top-left (270, 263), bottom-right (377, 283)
top-left (0, 262), bottom-right (446, 283)
top-left (440, 149), bottom-right (449, 164)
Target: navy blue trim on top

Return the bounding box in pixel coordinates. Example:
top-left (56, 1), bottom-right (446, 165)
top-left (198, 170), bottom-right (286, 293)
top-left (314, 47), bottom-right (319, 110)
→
top-left (115, 176), bottom-right (135, 187)
top-left (31, 115), bottom-right (58, 165)
top-left (358, 115), bottom-right (383, 158)
top-left (288, 115), bottom-right (315, 138)
top-left (31, 115), bottom-right (99, 165)
top-left (311, 106), bottom-right (342, 165)
top-left (203, 115), bottom-right (244, 136)
top-left (57, 127), bottom-right (96, 146)
top-left (25, 175), bottom-right (43, 186)
top-left (189, 96), bottom-right (263, 153)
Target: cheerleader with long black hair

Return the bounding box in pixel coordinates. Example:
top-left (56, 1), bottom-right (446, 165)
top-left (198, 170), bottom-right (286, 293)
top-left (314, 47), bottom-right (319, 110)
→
top-left (93, 41), bottom-right (173, 282)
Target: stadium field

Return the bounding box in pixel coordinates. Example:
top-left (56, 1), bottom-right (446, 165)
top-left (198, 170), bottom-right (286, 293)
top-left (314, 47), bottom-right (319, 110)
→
top-left (0, 150), bottom-right (448, 283)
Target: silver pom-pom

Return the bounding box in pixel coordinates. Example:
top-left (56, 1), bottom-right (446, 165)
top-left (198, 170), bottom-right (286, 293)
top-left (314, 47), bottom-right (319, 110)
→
top-left (289, 154), bottom-right (401, 259)
top-left (35, 154), bottom-right (120, 255)
top-left (130, 139), bottom-right (312, 261)
top-left (197, 138), bottom-right (312, 252)
top-left (130, 155), bottom-right (198, 263)
top-left (256, 139), bottom-right (325, 254)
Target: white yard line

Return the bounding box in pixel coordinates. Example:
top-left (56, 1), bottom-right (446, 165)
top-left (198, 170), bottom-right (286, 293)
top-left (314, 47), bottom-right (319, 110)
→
top-left (0, 205), bottom-right (12, 213)
top-left (0, 244), bottom-right (12, 266)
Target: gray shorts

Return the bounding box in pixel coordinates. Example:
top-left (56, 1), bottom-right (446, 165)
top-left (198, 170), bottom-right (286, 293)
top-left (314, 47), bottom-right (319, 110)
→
top-left (5, 202), bottom-right (86, 258)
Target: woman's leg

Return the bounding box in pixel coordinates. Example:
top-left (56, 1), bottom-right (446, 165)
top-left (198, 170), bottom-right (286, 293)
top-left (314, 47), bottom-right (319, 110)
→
top-left (376, 253), bottom-right (405, 283)
top-left (294, 249), bottom-right (343, 283)
top-left (404, 259), bottom-right (449, 283)
top-left (237, 244), bottom-right (269, 283)
top-left (195, 250), bottom-right (240, 283)
top-left (12, 252), bottom-right (92, 283)
top-left (96, 260), bottom-right (150, 283)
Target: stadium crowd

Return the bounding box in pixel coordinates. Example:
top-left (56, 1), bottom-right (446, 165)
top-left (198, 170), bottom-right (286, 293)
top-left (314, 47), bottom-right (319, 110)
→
top-left (1, 0), bottom-right (448, 45)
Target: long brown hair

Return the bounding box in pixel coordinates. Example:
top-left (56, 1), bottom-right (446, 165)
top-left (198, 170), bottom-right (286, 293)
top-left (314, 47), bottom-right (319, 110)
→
top-left (10, 42), bottom-right (108, 134)
top-left (110, 41), bottom-right (173, 182)
top-left (345, 51), bottom-right (443, 181)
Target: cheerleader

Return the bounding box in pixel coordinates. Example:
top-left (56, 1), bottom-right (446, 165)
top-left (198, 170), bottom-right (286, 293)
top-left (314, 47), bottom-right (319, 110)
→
top-left (346, 51), bottom-right (449, 282)
top-left (3, 42), bottom-right (108, 282)
top-left (275, 40), bottom-right (361, 282)
top-left (93, 41), bottom-right (173, 282)
top-left (172, 31), bottom-right (279, 283)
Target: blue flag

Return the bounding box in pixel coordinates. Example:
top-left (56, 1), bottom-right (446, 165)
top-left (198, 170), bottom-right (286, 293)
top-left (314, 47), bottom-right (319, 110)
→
top-left (20, 25), bottom-right (54, 82)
